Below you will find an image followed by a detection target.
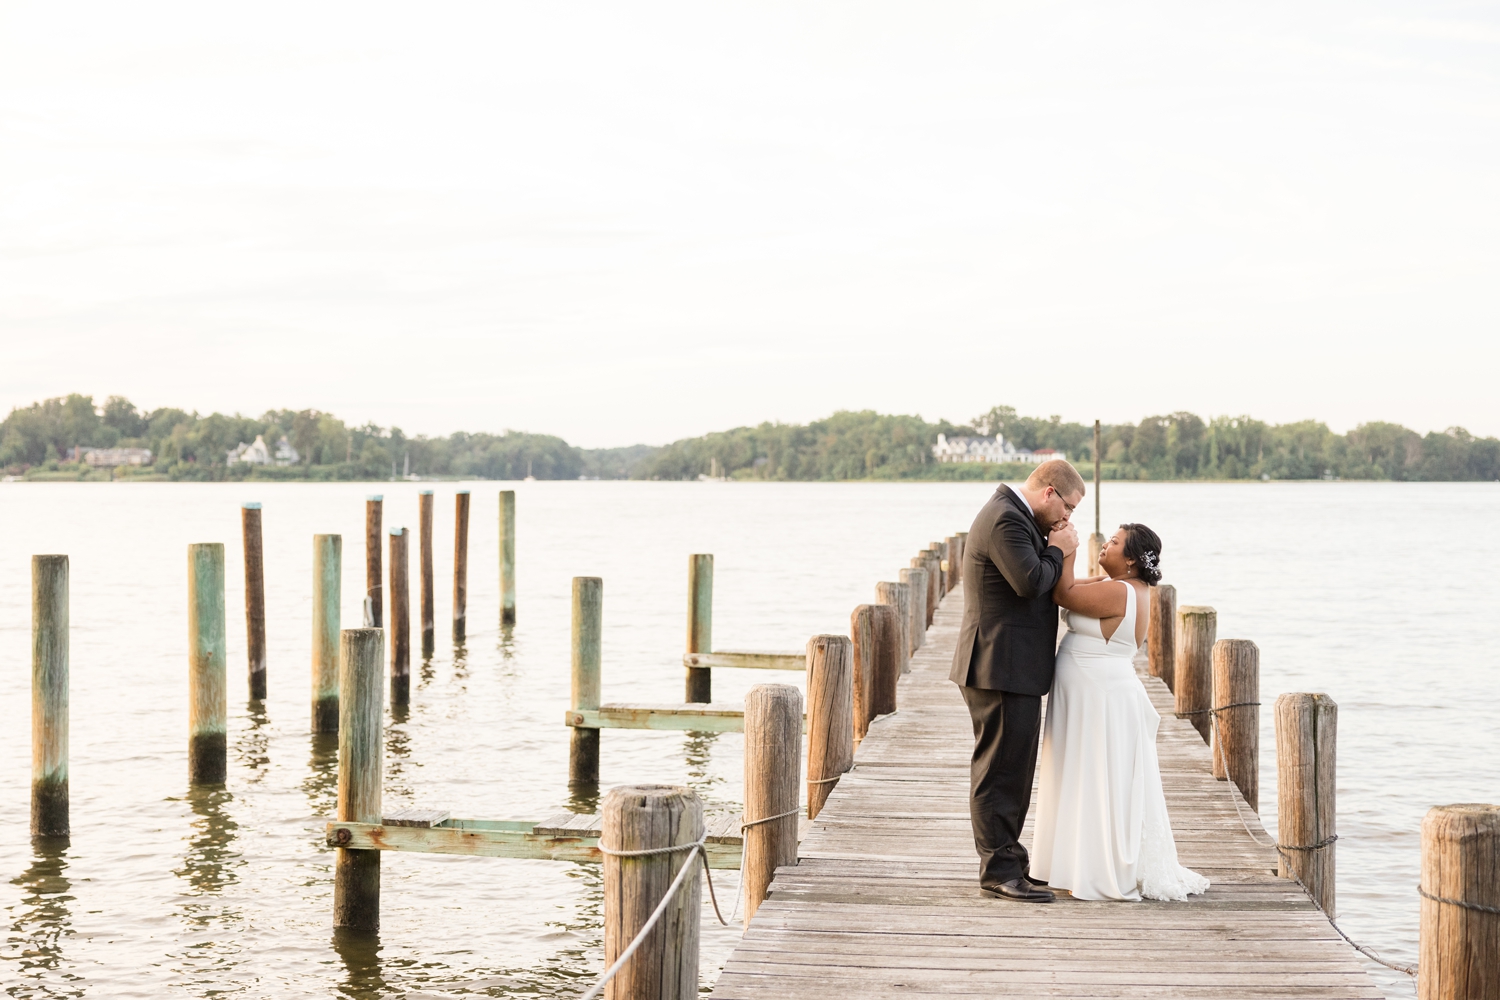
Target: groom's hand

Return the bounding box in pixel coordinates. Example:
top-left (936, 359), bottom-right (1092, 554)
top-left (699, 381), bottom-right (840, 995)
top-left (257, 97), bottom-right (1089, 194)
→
top-left (1048, 524), bottom-right (1079, 556)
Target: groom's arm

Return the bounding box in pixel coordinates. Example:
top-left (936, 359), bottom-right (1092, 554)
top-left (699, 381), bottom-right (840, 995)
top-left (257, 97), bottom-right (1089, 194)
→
top-left (990, 511), bottom-right (1065, 599)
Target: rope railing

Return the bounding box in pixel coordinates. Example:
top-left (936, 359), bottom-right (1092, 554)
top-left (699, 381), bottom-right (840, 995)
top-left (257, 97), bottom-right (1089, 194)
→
top-left (1204, 710), bottom-right (1418, 977)
top-left (581, 836), bottom-right (729, 1000)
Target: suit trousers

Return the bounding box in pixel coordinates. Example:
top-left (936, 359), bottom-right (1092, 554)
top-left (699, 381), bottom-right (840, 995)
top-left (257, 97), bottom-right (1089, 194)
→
top-left (960, 685), bottom-right (1043, 887)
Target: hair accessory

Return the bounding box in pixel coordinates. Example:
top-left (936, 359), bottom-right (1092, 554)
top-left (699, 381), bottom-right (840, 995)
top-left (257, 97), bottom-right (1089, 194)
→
top-left (1140, 550), bottom-right (1159, 571)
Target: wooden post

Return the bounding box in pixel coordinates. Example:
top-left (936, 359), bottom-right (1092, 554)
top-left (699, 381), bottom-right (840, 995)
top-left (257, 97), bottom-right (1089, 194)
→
top-left (1420, 804), bottom-right (1500, 1000)
top-left (1174, 606), bottom-right (1216, 742)
top-left (849, 606), bottom-right (876, 743)
top-left (364, 496), bottom-right (382, 628)
top-left (945, 537), bottom-right (959, 596)
top-left (874, 582), bottom-right (911, 675)
top-left (743, 684), bottom-right (801, 928)
top-left (1210, 639), bottom-right (1259, 811)
top-left (955, 532), bottom-right (967, 588)
top-left (1089, 419), bottom-right (1104, 577)
top-left (870, 604), bottom-right (901, 718)
top-left (388, 527), bottom-right (410, 705)
top-left (899, 567), bottom-right (928, 653)
top-left (916, 552), bottom-right (939, 625)
top-left (930, 542), bottom-right (947, 593)
top-left (685, 554), bottom-right (712, 703)
top-left (334, 627), bottom-right (384, 931)
top-left (499, 490), bottom-right (516, 625)
top-left (805, 635), bottom-right (852, 820)
top-left (1148, 584), bottom-right (1177, 690)
top-left (32, 555), bottom-right (68, 838)
top-left (601, 785), bottom-right (702, 1000)
top-left (570, 577), bottom-right (602, 786)
top-left (1275, 693), bottom-right (1337, 917)
top-left (312, 534), bottom-right (341, 733)
top-left (418, 491), bottom-right (434, 656)
top-left (242, 502), bottom-right (266, 700)
top-left (452, 491), bottom-right (470, 641)
top-left (188, 543), bottom-right (227, 785)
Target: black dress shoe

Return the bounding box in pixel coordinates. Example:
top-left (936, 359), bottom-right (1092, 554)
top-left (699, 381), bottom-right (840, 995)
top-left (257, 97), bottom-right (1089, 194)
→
top-left (1025, 875), bottom-right (1049, 887)
top-left (981, 878), bottom-right (1055, 903)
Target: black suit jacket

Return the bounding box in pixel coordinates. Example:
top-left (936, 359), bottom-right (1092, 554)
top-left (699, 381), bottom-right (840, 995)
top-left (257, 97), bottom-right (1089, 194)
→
top-left (949, 484), bottom-right (1065, 695)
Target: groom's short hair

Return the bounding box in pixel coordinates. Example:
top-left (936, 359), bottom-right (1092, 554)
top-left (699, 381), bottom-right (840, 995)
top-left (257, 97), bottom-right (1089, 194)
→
top-left (1025, 459), bottom-right (1086, 499)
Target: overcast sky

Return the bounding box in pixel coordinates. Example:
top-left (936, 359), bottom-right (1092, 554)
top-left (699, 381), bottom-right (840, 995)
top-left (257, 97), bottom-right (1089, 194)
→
top-left (2, 1), bottom-right (1496, 447)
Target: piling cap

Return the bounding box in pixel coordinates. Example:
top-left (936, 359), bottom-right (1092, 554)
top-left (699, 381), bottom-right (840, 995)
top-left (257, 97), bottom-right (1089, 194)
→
top-left (242, 501), bottom-right (262, 509)
top-left (389, 526), bottom-right (406, 536)
top-left (456, 489), bottom-right (470, 495)
top-left (419, 490), bottom-right (433, 495)
top-left (366, 494), bottom-right (383, 501)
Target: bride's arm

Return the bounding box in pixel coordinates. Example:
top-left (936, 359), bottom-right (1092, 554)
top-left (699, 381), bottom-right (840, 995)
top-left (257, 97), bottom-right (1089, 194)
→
top-left (1052, 553), bottom-right (1129, 618)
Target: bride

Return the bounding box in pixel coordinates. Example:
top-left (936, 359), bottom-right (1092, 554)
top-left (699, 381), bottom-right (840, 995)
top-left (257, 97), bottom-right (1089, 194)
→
top-left (1027, 523), bottom-right (1209, 902)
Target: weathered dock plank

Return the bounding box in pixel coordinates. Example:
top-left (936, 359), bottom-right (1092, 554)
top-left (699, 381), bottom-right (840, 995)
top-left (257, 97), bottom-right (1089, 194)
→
top-left (711, 587), bottom-right (1382, 999)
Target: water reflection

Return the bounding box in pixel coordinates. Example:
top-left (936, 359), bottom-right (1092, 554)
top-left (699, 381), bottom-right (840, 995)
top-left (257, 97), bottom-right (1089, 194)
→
top-left (303, 732), bottom-right (340, 818)
top-left (235, 701), bottom-right (272, 782)
top-left (175, 786), bottom-right (241, 897)
top-left (452, 640), bottom-right (469, 681)
top-left (332, 928), bottom-right (388, 999)
top-left (5, 840), bottom-right (78, 994)
top-left (681, 732), bottom-right (731, 809)
top-left (497, 624), bottom-right (517, 662)
top-left (566, 783), bottom-right (600, 816)
top-left (385, 709), bottom-right (414, 803)
top-left (419, 653), bottom-right (436, 689)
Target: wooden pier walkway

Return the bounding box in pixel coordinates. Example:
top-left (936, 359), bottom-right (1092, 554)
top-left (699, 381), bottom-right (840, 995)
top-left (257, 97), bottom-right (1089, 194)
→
top-left (711, 589), bottom-right (1383, 999)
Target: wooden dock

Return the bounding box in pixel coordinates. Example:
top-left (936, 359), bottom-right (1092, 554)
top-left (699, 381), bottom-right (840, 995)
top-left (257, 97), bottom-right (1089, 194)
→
top-left (712, 588), bottom-right (1384, 999)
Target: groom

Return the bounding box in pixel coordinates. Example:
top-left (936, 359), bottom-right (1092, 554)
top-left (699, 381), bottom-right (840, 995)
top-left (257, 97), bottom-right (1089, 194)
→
top-left (950, 459), bottom-right (1085, 903)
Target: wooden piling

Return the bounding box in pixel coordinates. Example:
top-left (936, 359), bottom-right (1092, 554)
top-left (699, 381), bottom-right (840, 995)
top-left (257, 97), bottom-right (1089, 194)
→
top-left (312, 534), bottom-right (341, 733)
top-left (805, 634), bottom-right (852, 820)
top-left (874, 582), bottom-right (911, 675)
top-left (1420, 804), bottom-right (1500, 1000)
top-left (1089, 419), bottom-right (1104, 577)
top-left (1275, 693), bottom-right (1337, 917)
top-left (419, 491), bottom-right (434, 656)
top-left (388, 527), bottom-right (410, 705)
top-left (31, 555), bottom-right (68, 838)
top-left (452, 491), bottom-right (470, 641)
top-left (945, 537), bottom-right (959, 595)
top-left (1148, 584), bottom-right (1177, 690)
top-left (870, 604), bottom-right (901, 718)
top-left (743, 684), bottom-right (802, 928)
top-left (899, 567), bottom-right (928, 653)
top-left (242, 502), bottom-right (266, 700)
top-left (570, 577), bottom-right (603, 786)
top-left (334, 627), bottom-right (384, 931)
top-left (188, 543), bottom-right (227, 785)
top-left (913, 552), bottom-right (939, 626)
top-left (499, 489), bottom-right (516, 625)
top-left (601, 785), bottom-right (702, 1000)
top-left (955, 533), bottom-right (967, 587)
top-left (929, 543), bottom-right (947, 593)
top-left (1175, 606), bottom-right (1216, 742)
top-left (685, 554), bottom-right (712, 704)
top-left (1210, 639), bottom-right (1259, 811)
top-left (849, 605), bottom-right (876, 743)
top-left (364, 496), bottom-right (382, 628)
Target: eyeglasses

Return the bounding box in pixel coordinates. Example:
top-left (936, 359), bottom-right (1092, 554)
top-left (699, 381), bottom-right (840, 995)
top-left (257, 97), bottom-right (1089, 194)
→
top-left (1050, 489), bottom-right (1076, 515)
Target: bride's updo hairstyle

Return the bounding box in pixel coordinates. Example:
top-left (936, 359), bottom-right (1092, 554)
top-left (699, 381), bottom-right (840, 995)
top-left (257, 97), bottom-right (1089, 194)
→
top-left (1120, 523), bottom-right (1163, 586)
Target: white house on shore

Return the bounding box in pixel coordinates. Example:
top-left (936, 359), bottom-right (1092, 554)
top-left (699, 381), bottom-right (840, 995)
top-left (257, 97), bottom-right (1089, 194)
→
top-left (932, 434), bottom-right (1065, 466)
top-left (228, 435), bottom-right (300, 467)
top-left (68, 446), bottom-right (153, 467)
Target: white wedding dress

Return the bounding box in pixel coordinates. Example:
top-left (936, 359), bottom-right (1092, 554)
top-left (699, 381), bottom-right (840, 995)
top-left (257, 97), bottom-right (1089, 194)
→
top-left (1029, 581), bottom-right (1210, 901)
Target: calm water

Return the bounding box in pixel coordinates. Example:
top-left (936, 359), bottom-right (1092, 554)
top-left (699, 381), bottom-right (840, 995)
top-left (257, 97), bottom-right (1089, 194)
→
top-left (2, 481), bottom-right (1496, 998)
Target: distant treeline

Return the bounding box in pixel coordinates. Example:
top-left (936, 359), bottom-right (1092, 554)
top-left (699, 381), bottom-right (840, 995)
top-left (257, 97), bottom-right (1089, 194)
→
top-left (3, 395), bottom-right (1498, 482)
